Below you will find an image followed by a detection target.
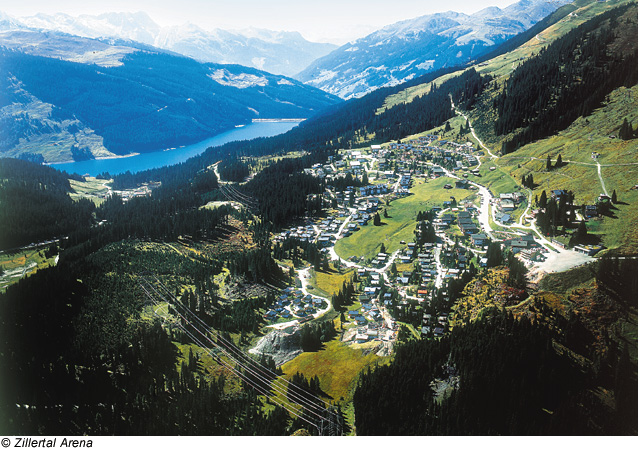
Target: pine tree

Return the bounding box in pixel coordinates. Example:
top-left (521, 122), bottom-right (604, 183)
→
top-left (538, 190), bottom-right (547, 208)
top-left (546, 155), bottom-right (553, 171)
top-left (619, 118), bottom-right (635, 140)
top-left (611, 189), bottom-right (618, 204)
top-left (574, 220), bottom-right (588, 244)
top-left (555, 154), bottom-right (563, 168)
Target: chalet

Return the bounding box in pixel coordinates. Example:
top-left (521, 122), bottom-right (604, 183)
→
top-left (459, 222), bottom-right (478, 235)
top-left (441, 214), bottom-right (455, 224)
top-left (455, 179), bottom-right (469, 189)
top-left (499, 214), bottom-right (512, 225)
top-left (399, 255), bottom-right (412, 264)
top-left (432, 167), bottom-right (445, 177)
top-left (470, 233), bottom-right (488, 246)
top-left (584, 205), bottom-right (598, 218)
top-left (504, 233), bottom-right (537, 253)
top-left (364, 287), bottom-right (378, 297)
top-left (500, 199), bottom-right (515, 211)
top-left (479, 257), bottom-right (488, 267)
top-left (551, 189), bottom-right (568, 200)
top-left (458, 210), bottom-right (472, 220)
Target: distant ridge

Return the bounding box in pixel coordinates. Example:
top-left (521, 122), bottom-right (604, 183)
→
top-left (0, 10), bottom-right (337, 77)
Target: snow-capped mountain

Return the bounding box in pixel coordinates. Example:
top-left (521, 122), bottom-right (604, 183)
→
top-left (296, 0), bottom-right (571, 99)
top-left (3, 11), bottom-right (337, 77)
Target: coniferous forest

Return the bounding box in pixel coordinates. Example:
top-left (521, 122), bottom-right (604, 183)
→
top-left (495, 2), bottom-right (638, 153)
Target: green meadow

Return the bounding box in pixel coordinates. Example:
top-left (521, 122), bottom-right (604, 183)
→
top-left (335, 177), bottom-right (475, 261)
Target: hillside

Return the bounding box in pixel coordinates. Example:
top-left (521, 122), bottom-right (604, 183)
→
top-left (373, 0), bottom-right (638, 254)
top-left (0, 30), bottom-right (340, 163)
top-left (296, 0), bottom-right (571, 99)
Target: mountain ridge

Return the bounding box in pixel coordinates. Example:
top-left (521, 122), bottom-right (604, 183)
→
top-left (1, 10), bottom-right (337, 77)
top-left (295, 0), bottom-right (571, 99)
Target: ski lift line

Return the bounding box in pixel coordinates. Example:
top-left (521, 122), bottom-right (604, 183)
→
top-left (144, 274), bottom-right (341, 418)
top-left (140, 279), bottom-right (322, 430)
top-left (148, 300), bottom-right (320, 434)
top-left (219, 184), bottom-right (250, 205)
top-left (139, 277), bottom-right (331, 422)
top-left (150, 308), bottom-right (322, 435)
top-left (218, 184), bottom-right (258, 211)
top-left (223, 183), bottom-right (258, 206)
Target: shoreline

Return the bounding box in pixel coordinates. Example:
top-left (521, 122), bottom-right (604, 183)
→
top-left (45, 151), bottom-right (141, 166)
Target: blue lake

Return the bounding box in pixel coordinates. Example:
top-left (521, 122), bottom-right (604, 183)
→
top-left (50, 121), bottom-right (300, 177)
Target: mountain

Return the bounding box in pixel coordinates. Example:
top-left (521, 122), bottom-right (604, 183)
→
top-left (6, 11), bottom-right (337, 77)
top-left (0, 30), bottom-right (341, 163)
top-left (296, 0), bottom-right (571, 99)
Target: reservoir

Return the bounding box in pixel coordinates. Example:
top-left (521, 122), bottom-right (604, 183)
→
top-left (50, 120), bottom-right (301, 177)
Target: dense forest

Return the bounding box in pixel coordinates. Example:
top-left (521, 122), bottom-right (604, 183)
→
top-left (353, 294), bottom-right (637, 435)
top-left (0, 233), bottom-right (295, 435)
top-left (0, 159), bottom-right (94, 250)
top-left (494, 2), bottom-right (638, 153)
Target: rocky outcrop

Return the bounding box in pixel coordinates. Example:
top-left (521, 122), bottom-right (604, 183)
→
top-left (249, 325), bottom-right (302, 366)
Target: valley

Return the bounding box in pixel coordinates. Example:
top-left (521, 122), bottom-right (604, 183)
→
top-left (0, 0), bottom-right (637, 439)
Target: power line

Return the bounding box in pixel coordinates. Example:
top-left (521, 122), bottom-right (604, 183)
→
top-left (138, 278), bottom-right (323, 434)
top-left (142, 274), bottom-right (339, 421)
top-left (138, 275), bottom-right (342, 434)
top-left (146, 273), bottom-right (342, 420)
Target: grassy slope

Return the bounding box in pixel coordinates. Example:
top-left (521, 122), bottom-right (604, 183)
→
top-left (0, 247), bottom-right (57, 292)
top-left (334, 177), bottom-right (475, 261)
top-left (377, 0), bottom-right (638, 254)
top-left (380, 0), bottom-right (634, 114)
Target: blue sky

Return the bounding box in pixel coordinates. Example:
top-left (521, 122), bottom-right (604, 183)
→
top-left (3, 0), bottom-right (520, 44)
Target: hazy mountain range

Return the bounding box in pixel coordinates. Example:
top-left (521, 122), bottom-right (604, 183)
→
top-left (0, 11), bottom-right (337, 77)
top-left (296, 0), bottom-right (572, 98)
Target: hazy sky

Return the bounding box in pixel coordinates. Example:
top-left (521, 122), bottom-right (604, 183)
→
top-left (3, 0), bottom-right (521, 44)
